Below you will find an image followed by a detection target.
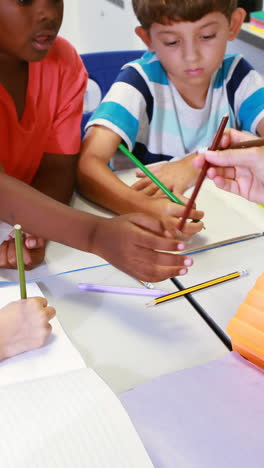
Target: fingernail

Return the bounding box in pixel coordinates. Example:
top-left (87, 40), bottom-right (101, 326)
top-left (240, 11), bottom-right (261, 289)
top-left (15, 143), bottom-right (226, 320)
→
top-left (184, 258), bottom-right (193, 266)
top-left (177, 243), bottom-right (185, 250)
top-left (27, 240), bottom-right (36, 248)
top-left (179, 268), bottom-right (187, 275)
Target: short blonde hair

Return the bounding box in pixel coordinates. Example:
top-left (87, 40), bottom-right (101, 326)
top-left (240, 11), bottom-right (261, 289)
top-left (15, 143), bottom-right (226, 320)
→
top-left (132, 0), bottom-right (238, 29)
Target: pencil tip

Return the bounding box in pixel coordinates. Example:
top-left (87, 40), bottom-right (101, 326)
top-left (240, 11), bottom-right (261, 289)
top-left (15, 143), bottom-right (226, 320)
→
top-left (146, 301), bottom-right (155, 307)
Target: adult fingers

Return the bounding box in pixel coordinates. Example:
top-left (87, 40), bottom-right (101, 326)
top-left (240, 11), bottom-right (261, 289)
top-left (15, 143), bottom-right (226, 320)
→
top-left (207, 166), bottom-right (236, 180)
top-left (204, 147), bottom-right (258, 169)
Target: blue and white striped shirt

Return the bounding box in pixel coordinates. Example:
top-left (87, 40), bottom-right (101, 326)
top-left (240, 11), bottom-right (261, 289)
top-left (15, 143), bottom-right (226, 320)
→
top-left (87, 52), bottom-right (264, 165)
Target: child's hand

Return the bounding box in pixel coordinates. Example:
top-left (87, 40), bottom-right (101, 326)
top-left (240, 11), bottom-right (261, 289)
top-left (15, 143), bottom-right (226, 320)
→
top-left (147, 198), bottom-right (204, 239)
top-left (91, 213), bottom-right (195, 282)
top-left (0, 235), bottom-right (46, 270)
top-left (132, 156), bottom-right (199, 196)
top-left (0, 297), bottom-right (56, 360)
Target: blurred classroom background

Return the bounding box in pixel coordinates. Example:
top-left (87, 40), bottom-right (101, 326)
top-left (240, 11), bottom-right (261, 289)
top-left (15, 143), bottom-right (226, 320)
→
top-left (60, 1), bottom-right (264, 73)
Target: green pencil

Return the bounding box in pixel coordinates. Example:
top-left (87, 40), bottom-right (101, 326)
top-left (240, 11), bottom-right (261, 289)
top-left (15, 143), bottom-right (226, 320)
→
top-left (118, 143), bottom-right (184, 206)
top-left (14, 224), bottom-right (27, 299)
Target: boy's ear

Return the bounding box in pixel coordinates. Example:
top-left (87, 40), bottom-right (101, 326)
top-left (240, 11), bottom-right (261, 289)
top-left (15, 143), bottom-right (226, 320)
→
top-left (228, 8), bottom-right (246, 41)
top-left (135, 26), bottom-right (154, 51)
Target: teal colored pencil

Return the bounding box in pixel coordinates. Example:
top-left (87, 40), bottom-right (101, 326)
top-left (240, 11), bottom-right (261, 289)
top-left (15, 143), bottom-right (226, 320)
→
top-left (118, 143), bottom-right (184, 206)
top-left (14, 224), bottom-right (27, 299)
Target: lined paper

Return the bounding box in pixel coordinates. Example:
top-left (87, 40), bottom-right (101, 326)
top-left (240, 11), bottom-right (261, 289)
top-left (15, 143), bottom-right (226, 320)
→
top-left (0, 368), bottom-right (153, 468)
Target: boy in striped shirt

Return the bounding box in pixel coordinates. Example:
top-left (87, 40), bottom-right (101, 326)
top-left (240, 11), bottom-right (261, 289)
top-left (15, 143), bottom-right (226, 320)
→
top-left (78, 0), bottom-right (264, 238)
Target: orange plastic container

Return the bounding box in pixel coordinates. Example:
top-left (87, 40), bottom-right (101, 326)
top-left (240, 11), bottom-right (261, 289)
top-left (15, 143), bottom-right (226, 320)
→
top-left (227, 273), bottom-right (264, 369)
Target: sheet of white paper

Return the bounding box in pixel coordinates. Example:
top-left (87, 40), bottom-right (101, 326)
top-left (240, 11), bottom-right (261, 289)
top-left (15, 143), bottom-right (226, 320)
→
top-left (0, 240), bottom-right (107, 283)
top-left (0, 283), bottom-right (85, 386)
top-left (0, 222), bottom-right (12, 245)
top-left (0, 367), bottom-right (154, 468)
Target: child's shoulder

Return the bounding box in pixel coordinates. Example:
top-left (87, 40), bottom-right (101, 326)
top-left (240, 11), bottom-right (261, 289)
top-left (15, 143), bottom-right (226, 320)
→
top-left (214, 53), bottom-right (254, 88)
top-left (46, 36), bottom-right (82, 69)
top-left (221, 53), bottom-right (253, 76)
top-left (124, 51), bottom-right (169, 85)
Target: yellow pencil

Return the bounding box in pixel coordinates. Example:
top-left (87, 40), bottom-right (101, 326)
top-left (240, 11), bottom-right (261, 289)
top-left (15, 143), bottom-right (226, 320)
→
top-left (147, 269), bottom-right (247, 306)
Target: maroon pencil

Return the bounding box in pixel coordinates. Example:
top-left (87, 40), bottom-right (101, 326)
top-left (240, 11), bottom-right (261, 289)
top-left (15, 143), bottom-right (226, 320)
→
top-left (230, 137), bottom-right (264, 149)
top-left (178, 114), bottom-right (229, 232)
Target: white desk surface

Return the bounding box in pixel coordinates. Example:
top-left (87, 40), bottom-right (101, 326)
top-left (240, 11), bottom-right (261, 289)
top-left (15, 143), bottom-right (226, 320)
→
top-left (1, 168), bottom-right (263, 392)
top-left (38, 265), bottom-right (227, 393)
top-left (177, 236), bottom-right (264, 332)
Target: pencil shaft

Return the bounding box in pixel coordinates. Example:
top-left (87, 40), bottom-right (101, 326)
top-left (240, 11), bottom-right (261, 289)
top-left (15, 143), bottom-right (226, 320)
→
top-left (78, 283), bottom-right (167, 297)
top-left (14, 225), bottom-right (27, 299)
top-left (118, 144), bottom-right (184, 206)
top-left (184, 232), bottom-right (264, 254)
top-left (230, 137), bottom-right (264, 149)
top-left (178, 115), bottom-right (229, 231)
top-left (170, 277), bottom-right (232, 350)
top-left (150, 270), bottom-right (245, 305)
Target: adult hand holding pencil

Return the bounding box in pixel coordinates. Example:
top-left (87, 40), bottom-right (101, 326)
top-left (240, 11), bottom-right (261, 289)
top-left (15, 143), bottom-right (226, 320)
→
top-left (178, 115), bottom-right (229, 232)
top-left (193, 129), bottom-right (264, 205)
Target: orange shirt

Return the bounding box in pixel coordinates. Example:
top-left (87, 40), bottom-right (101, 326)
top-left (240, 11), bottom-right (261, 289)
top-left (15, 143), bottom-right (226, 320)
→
top-left (0, 37), bottom-right (88, 184)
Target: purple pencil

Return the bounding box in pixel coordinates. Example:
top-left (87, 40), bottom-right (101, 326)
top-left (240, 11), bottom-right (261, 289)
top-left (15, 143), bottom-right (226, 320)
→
top-left (78, 283), bottom-right (167, 297)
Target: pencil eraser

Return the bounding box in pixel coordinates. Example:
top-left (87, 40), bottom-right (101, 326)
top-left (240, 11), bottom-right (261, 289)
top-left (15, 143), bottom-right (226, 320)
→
top-left (227, 273), bottom-right (264, 369)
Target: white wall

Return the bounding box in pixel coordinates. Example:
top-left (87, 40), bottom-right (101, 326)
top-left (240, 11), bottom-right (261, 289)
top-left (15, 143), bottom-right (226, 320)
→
top-left (227, 38), bottom-right (264, 75)
top-left (60, 1), bottom-right (264, 75)
top-left (60, 0), bottom-right (142, 53)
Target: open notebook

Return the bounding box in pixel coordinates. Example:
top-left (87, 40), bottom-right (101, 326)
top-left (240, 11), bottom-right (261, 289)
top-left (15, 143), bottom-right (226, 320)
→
top-left (0, 368), bottom-right (153, 468)
top-left (0, 283), bottom-right (153, 468)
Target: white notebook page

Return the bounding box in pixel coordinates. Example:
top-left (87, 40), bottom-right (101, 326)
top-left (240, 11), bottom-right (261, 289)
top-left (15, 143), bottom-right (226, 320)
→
top-left (0, 283), bottom-right (85, 386)
top-left (0, 367), bottom-right (154, 468)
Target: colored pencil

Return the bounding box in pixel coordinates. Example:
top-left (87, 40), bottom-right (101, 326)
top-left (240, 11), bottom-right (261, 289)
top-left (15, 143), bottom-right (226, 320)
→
top-left (170, 276), bottom-right (232, 350)
top-left (14, 224), bottom-right (27, 299)
top-left (78, 283), bottom-right (167, 297)
top-left (147, 269), bottom-right (247, 306)
top-left (178, 115), bottom-right (229, 231)
top-left (230, 137), bottom-right (264, 149)
top-left (118, 143), bottom-right (184, 206)
top-left (183, 232), bottom-right (264, 255)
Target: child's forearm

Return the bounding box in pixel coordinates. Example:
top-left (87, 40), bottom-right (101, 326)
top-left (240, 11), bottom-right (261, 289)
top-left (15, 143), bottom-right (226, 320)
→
top-left (0, 173), bottom-right (99, 253)
top-left (31, 153), bottom-right (78, 205)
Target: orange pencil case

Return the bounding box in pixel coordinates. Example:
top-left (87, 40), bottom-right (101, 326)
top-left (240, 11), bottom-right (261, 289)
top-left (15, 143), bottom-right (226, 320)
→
top-left (227, 273), bottom-right (264, 369)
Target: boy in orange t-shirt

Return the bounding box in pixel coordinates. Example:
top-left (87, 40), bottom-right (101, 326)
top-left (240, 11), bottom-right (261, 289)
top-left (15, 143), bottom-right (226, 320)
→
top-left (0, 0), bottom-right (193, 282)
top-left (0, 0), bottom-right (87, 269)
top-left (0, 0), bottom-right (195, 359)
